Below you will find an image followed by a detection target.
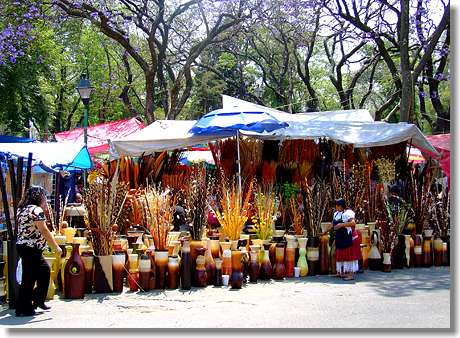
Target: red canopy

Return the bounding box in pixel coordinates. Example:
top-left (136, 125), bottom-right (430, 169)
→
top-left (55, 117), bottom-right (145, 155)
top-left (426, 133), bottom-right (450, 183)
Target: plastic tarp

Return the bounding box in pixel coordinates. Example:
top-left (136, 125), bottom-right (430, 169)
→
top-left (55, 117), bottom-right (145, 155)
top-left (241, 121), bottom-right (439, 156)
top-left (0, 142), bottom-right (92, 170)
top-left (426, 133), bottom-right (450, 182)
top-left (222, 95), bottom-right (375, 122)
top-left (109, 120), bottom-right (221, 158)
top-left (0, 135), bottom-right (33, 143)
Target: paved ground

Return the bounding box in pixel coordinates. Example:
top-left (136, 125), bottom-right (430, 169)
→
top-left (0, 267), bottom-right (450, 329)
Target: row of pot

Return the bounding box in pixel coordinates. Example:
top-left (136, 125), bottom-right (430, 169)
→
top-left (363, 228), bottom-right (450, 273)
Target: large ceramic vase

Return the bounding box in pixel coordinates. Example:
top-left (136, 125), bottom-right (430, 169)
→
top-left (154, 250), bottom-right (169, 289)
top-left (222, 246), bottom-right (232, 277)
top-left (285, 237), bottom-right (296, 278)
top-left (230, 250), bottom-right (243, 289)
top-left (195, 253), bottom-right (207, 287)
top-left (273, 245), bottom-right (286, 280)
top-left (112, 252), bottom-right (126, 293)
top-left (392, 235), bottom-right (406, 269)
top-left (368, 231), bottom-right (382, 271)
top-left (214, 258), bottom-right (223, 286)
top-left (81, 252), bottom-right (94, 294)
top-left (319, 234), bottom-right (330, 275)
top-left (248, 251), bottom-right (259, 283)
top-left (205, 240), bottom-right (216, 285)
top-left (259, 246), bottom-right (272, 280)
top-left (441, 236), bottom-right (450, 266)
top-left (296, 237), bottom-right (308, 277)
top-left (190, 241), bottom-right (204, 286)
top-left (44, 256), bottom-right (56, 300)
top-left (64, 243), bottom-right (85, 299)
top-left (414, 234), bottom-right (423, 267)
top-left (94, 255), bottom-right (113, 293)
top-left (307, 236), bottom-right (319, 276)
top-left (442, 242), bottom-right (449, 266)
top-left (167, 256), bottom-right (180, 289)
top-left (433, 237), bottom-right (444, 267)
top-left (422, 232), bottom-right (433, 267)
top-left (382, 252), bottom-right (392, 273)
top-left (180, 238), bottom-right (192, 290)
top-left (360, 227), bottom-right (370, 270)
top-left (209, 239), bottom-right (221, 259)
top-left (139, 253), bottom-right (154, 291)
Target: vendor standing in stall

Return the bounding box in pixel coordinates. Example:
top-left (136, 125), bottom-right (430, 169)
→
top-left (15, 186), bottom-right (62, 316)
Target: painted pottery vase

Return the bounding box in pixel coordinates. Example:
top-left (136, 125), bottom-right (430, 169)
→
top-left (307, 236), bottom-right (319, 276)
top-left (433, 237), bottom-right (444, 267)
top-left (422, 233), bottom-right (433, 267)
top-left (195, 253), bottom-right (207, 287)
top-left (414, 234), bottom-right (423, 267)
top-left (81, 251), bottom-right (94, 294)
top-left (319, 234), bottom-right (330, 275)
top-left (167, 255), bottom-right (180, 289)
top-left (249, 251), bottom-right (259, 283)
top-left (139, 254), bottom-right (153, 291)
top-left (368, 231), bottom-right (382, 271)
top-left (180, 238), bottom-right (192, 290)
top-left (205, 240), bottom-right (216, 285)
top-left (214, 258), bottom-right (223, 286)
top-left (112, 252), bottom-right (126, 293)
top-left (259, 248), bottom-right (272, 280)
top-left (297, 237), bottom-right (308, 277)
top-left (382, 252), bottom-right (392, 272)
top-left (64, 243), bottom-right (85, 299)
top-left (230, 250), bottom-right (243, 289)
top-left (154, 250), bottom-right (169, 289)
top-left (273, 245), bottom-right (286, 280)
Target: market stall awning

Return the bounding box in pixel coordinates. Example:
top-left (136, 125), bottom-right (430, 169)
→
top-left (241, 121), bottom-right (439, 157)
top-left (426, 133), bottom-right (450, 181)
top-left (55, 117), bottom-right (145, 155)
top-left (0, 142), bottom-right (92, 170)
top-left (109, 120), bottom-right (217, 159)
top-left (222, 95), bottom-right (375, 122)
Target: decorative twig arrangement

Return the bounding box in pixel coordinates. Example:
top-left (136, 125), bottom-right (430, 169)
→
top-left (332, 163), bottom-right (366, 223)
top-left (409, 164), bottom-right (433, 234)
top-left (431, 188), bottom-right (450, 238)
top-left (302, 178), bottom-right (331, 237)
top-left (185, 164), bottom-right (210, 241)
top-left (141, 185), bottom-right (175, 251)
top-left (84, 165), bottom-right (129, 256)
top-left (252, 186), bottom-right (279, 240)
top-left (212, 178), bottom-right (253, 241)
top-left (289, 196), bottom-right (304, 236)
top-left (49, 190), bottom-right (70, 234)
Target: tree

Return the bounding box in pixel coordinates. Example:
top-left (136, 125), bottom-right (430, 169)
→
top-left (54, 0), bottom-right (258, 122)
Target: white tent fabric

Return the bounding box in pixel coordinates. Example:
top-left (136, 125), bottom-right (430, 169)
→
top-left (222, 95), bottom-right (375, 122)
top-left (110, 96), bottom-right (438, 158)
top-left (109, 120), bottom-right (228, 158)
top-left (241, 121), bottom-right (439, 156)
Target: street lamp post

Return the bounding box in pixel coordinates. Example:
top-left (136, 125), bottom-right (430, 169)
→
top-left (76, 74), bottom-right (94, 189)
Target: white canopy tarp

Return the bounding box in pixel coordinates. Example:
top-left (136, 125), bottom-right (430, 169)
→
top-left (109, 120), bottom-right (228, 158)
top-left (241, 121), bottom-right (439, 156)
top-left (110, 96), bottom-right (438, 158)
top-left (222, 95), bottom-right (375, 122)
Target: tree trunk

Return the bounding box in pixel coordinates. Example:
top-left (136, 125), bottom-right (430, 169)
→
top-left (399, 0), bottom-right (412, 122)
top-left (144, 70), bottom-right (156, 123)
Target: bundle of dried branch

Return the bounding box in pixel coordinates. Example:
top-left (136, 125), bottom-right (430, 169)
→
top-left (185, 164), bottom-right (210, 240)
top-left (252, 186), bottom-right (279, 240)
top-left (84, 165), bottom-right (129, 256)
top-left (212, 179), bottom-right (253, 241)
top-left (140, 186), bottom-right (176, 251)
top-left (302, 179), bottom-right (331, 237)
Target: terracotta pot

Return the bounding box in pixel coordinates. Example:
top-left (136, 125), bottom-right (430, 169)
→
top-left (190, 240), bottom-right (204, 286)
top-left (230, 250), bottom-right (243, 289)
top-left (112, 252), bottom-right (126, 293)
top-left (154, 250), bottom-right (169, 289)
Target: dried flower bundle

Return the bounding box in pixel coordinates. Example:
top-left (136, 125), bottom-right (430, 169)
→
top-left (374, 158), bottom-right (396, 184)
top-left (84, 166), bottom-right (129, 256)
top-left (252, 187), bottom-right (279, 240)
top-left (376, 216), bottom-right (397, 254)
top-left (185, 164), bottom-right (210, 240)
top-left (302, 179), bottom-right (331, 237)
top-left (212, 179), bottom-right (253, 241)
top-left (289, 197), bottom-right (304, 236)
top-left (141, 186), bottom-right (175, 251)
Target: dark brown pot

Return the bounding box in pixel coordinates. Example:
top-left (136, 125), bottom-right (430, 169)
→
top-left (94, 255), bottom-right (113, 293)
top-left (64, 244), bottom-right (85, 299)
top-left (307, 236), bottom-right (319, 276)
